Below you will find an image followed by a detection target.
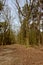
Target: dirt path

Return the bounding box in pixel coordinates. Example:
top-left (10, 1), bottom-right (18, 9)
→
top-left (0, 44), bottom-right (43, 65)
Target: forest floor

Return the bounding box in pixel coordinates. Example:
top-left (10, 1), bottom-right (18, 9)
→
top-left (0, 44), bottom-right (43, 65)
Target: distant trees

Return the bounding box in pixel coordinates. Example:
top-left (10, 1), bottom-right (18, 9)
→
top-left (0, 23), bottom-right (16, 45)
top-left (0, 0), bottom-right (16, 45)
top-left (29, 23), bottom-right (41, 45)
top-left (0, 0), bottom-right (43, 46)
top-left (29, 0), bottom-right (43, 45)
top-left (0, 0), bottom-right (4, 11)
top-left (15, 0), bottom-right (43, 45)
top-left (15, 0), bottom-right (30, 45)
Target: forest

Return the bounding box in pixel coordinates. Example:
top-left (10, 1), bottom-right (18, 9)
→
top-left (0, 0), bottom-right (43, 65)
top-left (0, 0), bottom-right (43, 46)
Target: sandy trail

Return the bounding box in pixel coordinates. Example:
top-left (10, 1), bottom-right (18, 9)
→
top-left (0, 44), bottom-right (43, 65)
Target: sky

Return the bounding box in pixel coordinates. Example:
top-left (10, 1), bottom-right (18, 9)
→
top-left (7, 0), bottom-right (30, 32)
top-left (0, 0), bottom-right (43, 32)
top-left (7, 0), bottom-right (25, 32)
top-left (0, 0), bottom-right (30, 33)
top-left (0, 0), bottom-right (28, 33)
